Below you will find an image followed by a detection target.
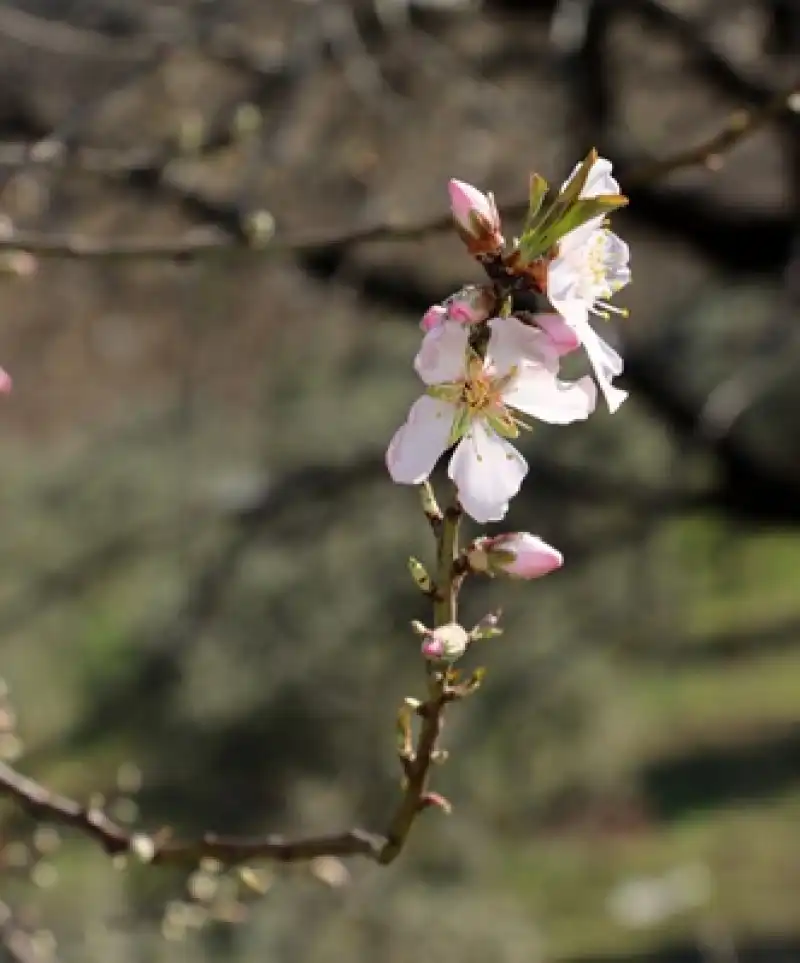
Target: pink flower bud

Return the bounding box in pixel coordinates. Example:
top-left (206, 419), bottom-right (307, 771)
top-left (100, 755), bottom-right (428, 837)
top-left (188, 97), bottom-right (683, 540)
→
top-left (478, 533), bottom-right (563, 579)
top-left (448, 179), bottom-right (503, 252)
top-left (420, 304), bottom-right (448, 332)
top-left (445, 285), bottom-right (495, 325)
top-left (532, 313), bottom-right (581, 356)
top-left (420, 286), bottom-right (496, 332)
top-left (0, 368), bottom-right (12, 395)
top-left (420, 623), bottom-right (469, 663)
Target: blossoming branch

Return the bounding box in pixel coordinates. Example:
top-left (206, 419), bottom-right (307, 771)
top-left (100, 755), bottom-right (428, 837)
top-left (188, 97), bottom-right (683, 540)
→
top-left (0, 149), bottom-right (630, 869)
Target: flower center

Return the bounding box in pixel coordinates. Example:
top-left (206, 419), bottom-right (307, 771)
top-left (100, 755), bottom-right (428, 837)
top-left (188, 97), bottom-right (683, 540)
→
top-left (586, 231), bottom-right (610, 295)
top-left (462, 372), bottom-right (496, 412)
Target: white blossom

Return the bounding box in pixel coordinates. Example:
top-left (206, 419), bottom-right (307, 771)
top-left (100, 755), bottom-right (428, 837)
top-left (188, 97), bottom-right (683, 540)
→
top-left (386, 317), bottom-right (596, 523)
top-left (546, 157), bottom-right (631, 412)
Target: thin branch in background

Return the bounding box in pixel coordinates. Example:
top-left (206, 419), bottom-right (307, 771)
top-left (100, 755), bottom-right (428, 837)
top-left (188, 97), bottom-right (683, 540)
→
top-left (0, 41), bottom-right (171, 204)
top-left (624, 86), bottom-right (800, 187)
top-left (632, 0), bottom-right (779, 105)
top-left (0, 76), bottom-right (794, 263)
top-left (232, 17), bottom-right (327, 212)
top-left (319, 1), bottom-right (404, 115)
top-left (0, 4), bottom-right (150, 61)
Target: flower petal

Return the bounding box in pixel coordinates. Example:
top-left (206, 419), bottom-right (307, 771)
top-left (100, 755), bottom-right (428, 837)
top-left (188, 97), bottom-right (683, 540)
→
top-left (571, 317), bottom-right (627, 413)
top-left (448, 420), bottom-right (527, 523)
top-left (603, 231), bottom-right (631, 293)
top-left (414, 321), bottom-right (469, 386)
top-left (487, 315), bottom-right (558, 376)
top-left (547, 256), bottom-right (585, 311)
top-left (387, 395), bottom-right (455, 484)
top-left (531, 313), bottom-right (581, 356)
top-left (503, 362), bottom-right (597, 424)
top-left (545, 277), bottom-right (628, 413)
top-left (562, 156), bottom-right (620, 198)
top-left (582, 156), bottom-right (620, 197)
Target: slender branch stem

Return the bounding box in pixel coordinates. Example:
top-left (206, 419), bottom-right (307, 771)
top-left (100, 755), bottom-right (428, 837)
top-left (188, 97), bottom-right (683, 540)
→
top-left (378, 488), bottom-right (462, 865)
top-left (0, 760), bottom-right (385, 865)
top-left (433, 499), bottom-right (462, 628)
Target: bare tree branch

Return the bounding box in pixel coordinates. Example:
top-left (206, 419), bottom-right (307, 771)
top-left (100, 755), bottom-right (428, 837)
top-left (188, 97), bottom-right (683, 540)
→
top-left (0, 5), bottom-right (151, 61)
top-left (624, 87), bottom-right (800, 187)
top-left (0, 680), bottom-right (455, 868)
top-left (0, 77), bottom-right (794, 262)
top-left (0, 758), bottom-right (384, 863)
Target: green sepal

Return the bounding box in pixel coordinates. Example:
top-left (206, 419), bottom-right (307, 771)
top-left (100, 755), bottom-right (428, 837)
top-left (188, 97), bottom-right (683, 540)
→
top-left (447, 407), bottom-right (472, 447)
top-left (426, 383), bottom-right (462, 405)
top-left (408, 557), bottom-right (434, 594)
top-left (552, 148), bottom-right (598, 216)
top-left (519, 149), bottom-right (596, 255)
top-left (487, 549), bottom-right (516, 572)
top-left (539, 195), bottom-right (627, 249)
top-left (464, 667), bottom-right (487, 693)
top-left (471, 622), bottom-right (503, 641)
top-left (519, 193), bottom-right (627, 262)
top-left (524, 173), bottom-right (550, 232)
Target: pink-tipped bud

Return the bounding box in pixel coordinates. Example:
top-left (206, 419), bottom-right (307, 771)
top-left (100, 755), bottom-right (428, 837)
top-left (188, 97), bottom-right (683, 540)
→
top-left (469, 533), bottom-right (563, 580)
top-left (445, 285), bottom-right (496, 325)
top-left (420, 622), bottom-right (469, 663)
top-left (420, 304), bottom-right (448, 332)
top-left (448, 179), bottom-right (504, 254)
top-left (420, 286), bottom-right (496, 333)
top-left (0, 368), bottom-right (12, 395)
top-left (532, 313), bottom-right (581, 356)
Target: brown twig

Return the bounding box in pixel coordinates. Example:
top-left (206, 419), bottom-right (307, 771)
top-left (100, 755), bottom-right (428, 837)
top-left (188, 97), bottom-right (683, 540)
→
top-left (0, 759), bottom-right (385, 865)
top-left (0, 85), bottom-right (795, 263)
top-left (624, 86), bottom-right (800, 187)
top-left (0, 498), bottom-right (464, 869)
top-left (378, 496), bottom-right (462, 864)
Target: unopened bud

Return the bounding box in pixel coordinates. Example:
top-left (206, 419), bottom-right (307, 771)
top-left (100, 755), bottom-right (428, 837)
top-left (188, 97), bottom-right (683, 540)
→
top-left (448, 179), bottom-right (504, 255)
top-left (443, 284), bottom-right (496, 325)
top-left (420, 304), bottom-right (448, 333)
top-left (473, 533), bottom-right (563, 580)
top-left (420, 623), bottom-right (469, 663)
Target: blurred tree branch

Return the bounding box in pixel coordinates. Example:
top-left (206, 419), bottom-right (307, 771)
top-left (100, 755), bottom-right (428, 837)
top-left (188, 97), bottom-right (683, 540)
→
top-left (624, 87), bottom-right (800, 188)
top-left (0, 77), bottom-right (795, 263)
top-left (0, 758), bottom-right (384, 863)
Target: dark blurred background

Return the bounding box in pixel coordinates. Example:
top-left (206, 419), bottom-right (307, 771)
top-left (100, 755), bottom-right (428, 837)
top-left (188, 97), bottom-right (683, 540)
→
top-left (0, 0), bottom-right (799, 961)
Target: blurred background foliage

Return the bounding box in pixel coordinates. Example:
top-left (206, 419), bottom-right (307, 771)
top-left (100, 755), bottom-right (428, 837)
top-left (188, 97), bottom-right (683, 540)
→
top-left (0, 0), bottom-right (799, 961)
